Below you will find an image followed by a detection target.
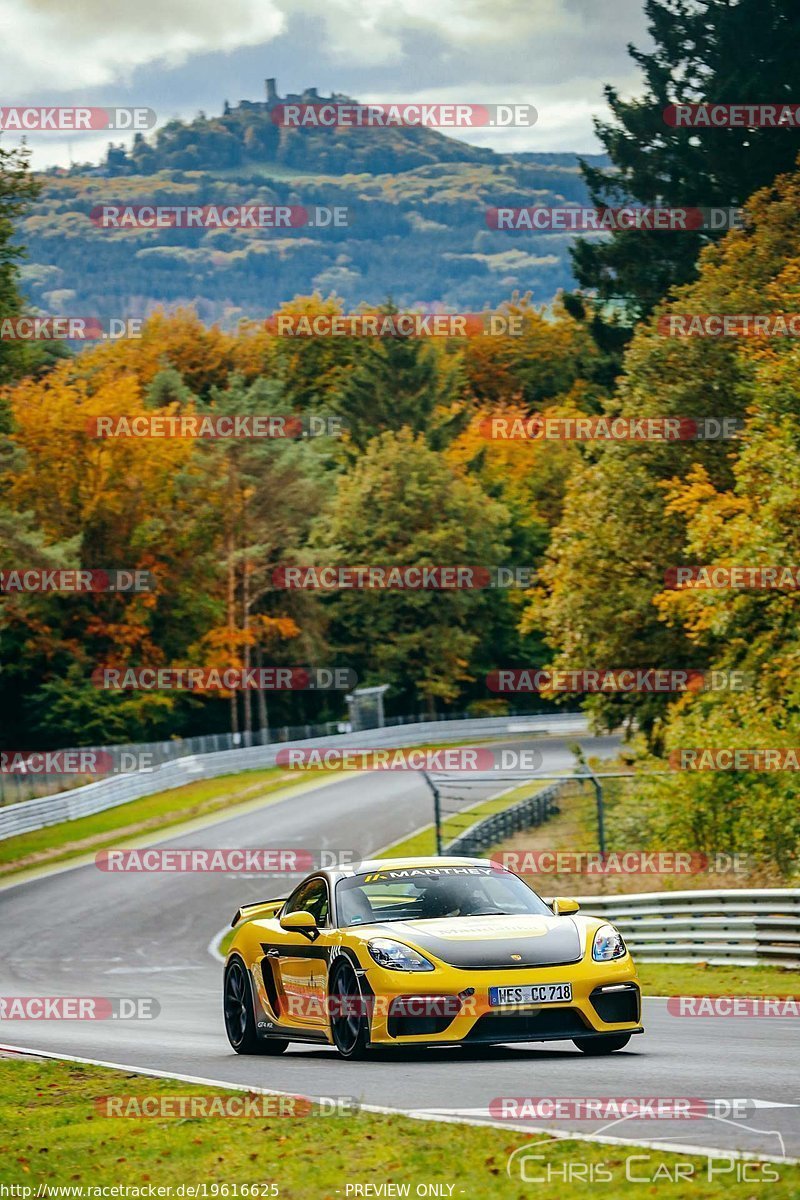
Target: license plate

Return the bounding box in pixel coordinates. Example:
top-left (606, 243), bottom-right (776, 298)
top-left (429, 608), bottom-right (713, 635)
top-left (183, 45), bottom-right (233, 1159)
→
top-left (489, 982), bottom-right (572, 1006)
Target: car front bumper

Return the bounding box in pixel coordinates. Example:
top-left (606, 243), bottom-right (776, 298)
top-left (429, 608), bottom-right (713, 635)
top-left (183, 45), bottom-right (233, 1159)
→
top-left (362, 956), bottom-right (642, 1046)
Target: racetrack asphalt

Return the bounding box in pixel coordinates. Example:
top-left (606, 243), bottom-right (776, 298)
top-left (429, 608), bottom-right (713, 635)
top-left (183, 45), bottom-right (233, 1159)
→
top-left (1, 731), bottom-right (798, 1161)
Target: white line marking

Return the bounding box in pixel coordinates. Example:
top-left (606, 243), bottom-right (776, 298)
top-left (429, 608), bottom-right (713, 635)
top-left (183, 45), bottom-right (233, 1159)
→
top-left (105, 965), bottom-right (203, 974)
top-left (207, 926), bottom-right (229, 964)
top-left (0, 1042), bottom-right (795, 1164)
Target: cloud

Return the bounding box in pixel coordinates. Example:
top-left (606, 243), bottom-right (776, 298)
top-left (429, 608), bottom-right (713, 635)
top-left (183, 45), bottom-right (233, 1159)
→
top-left (0, 0), bottom-right (650, 164)
top-left (0, 0), bottom-right (286, 92)
top-left (293, 0), bottom-right (647, 71)
top-left (1, 0), bottom-right (648, 93)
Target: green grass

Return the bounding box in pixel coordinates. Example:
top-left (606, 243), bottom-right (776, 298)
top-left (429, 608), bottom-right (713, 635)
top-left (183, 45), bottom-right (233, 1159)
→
top-left (377, 802), bottom-right (799, 999)
top-left (0, 738), bottom-right (507, 882)
top-left (379, 779), bottom-right (536, 859)
top-left (0, 768), bottom-right (297, 879)
top-left (217, 775), bottom-right (537, 958)
top-left (0, 1057), bottom-right (795, 1198)
top-left (637, 961), bottom-right (799, 996)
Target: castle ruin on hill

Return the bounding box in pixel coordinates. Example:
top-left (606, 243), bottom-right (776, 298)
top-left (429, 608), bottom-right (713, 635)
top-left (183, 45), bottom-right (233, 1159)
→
top-left (236, 79), bottom-right (348, 111)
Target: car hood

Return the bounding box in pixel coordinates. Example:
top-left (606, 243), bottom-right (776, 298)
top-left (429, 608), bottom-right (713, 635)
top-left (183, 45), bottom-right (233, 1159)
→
top-left (363, 913), bottom-right (583, 969)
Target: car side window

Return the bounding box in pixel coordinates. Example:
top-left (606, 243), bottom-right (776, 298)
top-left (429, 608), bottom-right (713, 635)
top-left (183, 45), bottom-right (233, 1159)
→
top-left (283, 878), bottom-right (329, 926)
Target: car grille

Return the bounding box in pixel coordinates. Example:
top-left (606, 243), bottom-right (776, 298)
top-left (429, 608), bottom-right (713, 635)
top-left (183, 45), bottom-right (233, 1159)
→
top-left (589, 984), bottom-right (640, 1024)
top-left (387, 995), bottom-right (461, 1039)
top-left (466, 1008), bottom-right (590, 1042)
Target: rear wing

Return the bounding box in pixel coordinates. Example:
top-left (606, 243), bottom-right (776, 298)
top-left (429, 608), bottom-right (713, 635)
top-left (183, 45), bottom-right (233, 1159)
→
top-left (231, 898), bottom-right (286, 927)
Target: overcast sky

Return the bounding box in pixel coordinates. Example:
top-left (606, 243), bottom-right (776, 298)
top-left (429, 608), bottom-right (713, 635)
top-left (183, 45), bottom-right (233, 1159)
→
top-left (0, 0), bottom-right (651, 168)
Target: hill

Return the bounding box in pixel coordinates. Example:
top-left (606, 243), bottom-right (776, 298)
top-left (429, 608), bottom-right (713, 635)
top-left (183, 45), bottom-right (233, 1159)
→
top-left (18, 82), bottom-right (609, 324)
top-left (100, 79), bottom-right (498, 178)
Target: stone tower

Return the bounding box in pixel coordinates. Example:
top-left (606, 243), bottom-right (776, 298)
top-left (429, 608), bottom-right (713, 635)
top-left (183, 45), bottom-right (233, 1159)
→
top-left (265, 78), bottom-right (278, 104)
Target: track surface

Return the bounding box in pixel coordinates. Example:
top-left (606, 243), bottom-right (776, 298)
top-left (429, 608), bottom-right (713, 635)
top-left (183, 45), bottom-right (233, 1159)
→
top-left (1, 733), bottom-right (798, 1160)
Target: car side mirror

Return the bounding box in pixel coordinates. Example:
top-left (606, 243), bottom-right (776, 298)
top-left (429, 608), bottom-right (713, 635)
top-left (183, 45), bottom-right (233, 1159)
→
top-left (552, 897), bottom-right (580, 916)
top-left (280, 910), bottom-right (318, 934)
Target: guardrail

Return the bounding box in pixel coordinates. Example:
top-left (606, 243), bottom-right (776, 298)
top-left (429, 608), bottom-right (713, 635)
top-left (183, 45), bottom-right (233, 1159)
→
top-left (446, 783), bottom-right (799, 966)
top-left (446, 783), bottom-right (564, 857)
top-left (571, 888), bottom-right (800, 968)
top-left (0, 704), bottom-right (568, 807)
top-left (0, 712), bottom-right (587, 842)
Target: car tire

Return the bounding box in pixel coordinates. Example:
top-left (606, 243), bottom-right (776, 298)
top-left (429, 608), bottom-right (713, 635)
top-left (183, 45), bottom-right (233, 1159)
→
top-left (573, 1033), bottom-right (632, 1055)
top-left (329, 959), bottom-right (370, 1060)
top-left (224, 956), bottom-right (289, 1055)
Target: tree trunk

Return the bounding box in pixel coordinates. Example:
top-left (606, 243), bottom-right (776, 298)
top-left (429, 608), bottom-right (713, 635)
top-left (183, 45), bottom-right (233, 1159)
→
top-left (256, 645), bottom-right (269, 744)
top-left (226, 468), bottom-right (239, 742)
top-left (242, 556), bottom-right (252, 746)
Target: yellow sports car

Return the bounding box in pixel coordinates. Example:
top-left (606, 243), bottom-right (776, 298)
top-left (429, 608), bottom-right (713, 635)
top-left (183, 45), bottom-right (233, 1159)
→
top-left (223, 856), bottom-right (642, 1059)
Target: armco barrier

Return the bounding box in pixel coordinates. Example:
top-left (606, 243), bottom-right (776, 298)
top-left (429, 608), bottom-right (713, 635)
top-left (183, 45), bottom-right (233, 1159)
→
top-left (0, 703), bottom-right (567, 805)
top-left (572, 889), bottom-right (800, 967)
top-left (447, 782), bottom-right (799, 965)
top-left (446, 783), bottom-right (564, 857)
top-left (0, 712), bottom-right (587, 841)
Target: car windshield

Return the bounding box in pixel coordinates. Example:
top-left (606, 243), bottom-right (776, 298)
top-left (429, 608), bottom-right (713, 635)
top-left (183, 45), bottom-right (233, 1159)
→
top-left (335, 866), bottom-right (552, 926)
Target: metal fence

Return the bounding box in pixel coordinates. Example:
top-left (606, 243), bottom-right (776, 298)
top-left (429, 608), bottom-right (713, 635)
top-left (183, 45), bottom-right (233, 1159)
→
top-left (0, 703), bottom-right (564, 808)
top-left (446, 783), bottom-right (564, 856)
top-left (441, 780), bottom-right (800, 965)
top-left (0, 712), bottom-right (587, 841)
top-left (571, 888), bottom-right (800, 967)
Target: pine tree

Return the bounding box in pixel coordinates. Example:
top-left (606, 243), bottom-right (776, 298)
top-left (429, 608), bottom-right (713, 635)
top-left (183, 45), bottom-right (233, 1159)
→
top-left (572, 0), bottom-right (800, 321)
top-left (0, 142), bottom-right (42, 386)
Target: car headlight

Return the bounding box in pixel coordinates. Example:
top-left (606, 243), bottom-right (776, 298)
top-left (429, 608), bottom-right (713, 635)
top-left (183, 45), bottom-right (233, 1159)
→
top-left (592, 924), bottom-right (627, 961)
top-left (367, 938), bottom-right (435, 972)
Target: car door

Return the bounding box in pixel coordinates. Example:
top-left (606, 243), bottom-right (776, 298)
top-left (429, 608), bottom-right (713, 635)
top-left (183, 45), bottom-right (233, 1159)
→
top-left (267, 877), bottom-right (331, 1029)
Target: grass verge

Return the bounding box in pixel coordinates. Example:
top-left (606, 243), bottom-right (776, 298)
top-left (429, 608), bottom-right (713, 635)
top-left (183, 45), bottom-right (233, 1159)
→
top-left (0, 768), bottom-right (295, 879)
top-left (379, 778), bottom-right (536, 860)
top-left (0, 1057), bottom-right (795, 1199)
top-left (0, 738), bottom-right (502, 882)
top-left (489, 764), bottom-right (798, 893)
top-left (379, 806), bottom-right (798, 997)
top-left (636, 961), bottom-right (798, 995)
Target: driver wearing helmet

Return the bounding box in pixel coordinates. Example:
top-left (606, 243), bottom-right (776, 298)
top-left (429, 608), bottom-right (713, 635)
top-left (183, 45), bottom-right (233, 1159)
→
top-left (419, 878), bottom-right (487, 918)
